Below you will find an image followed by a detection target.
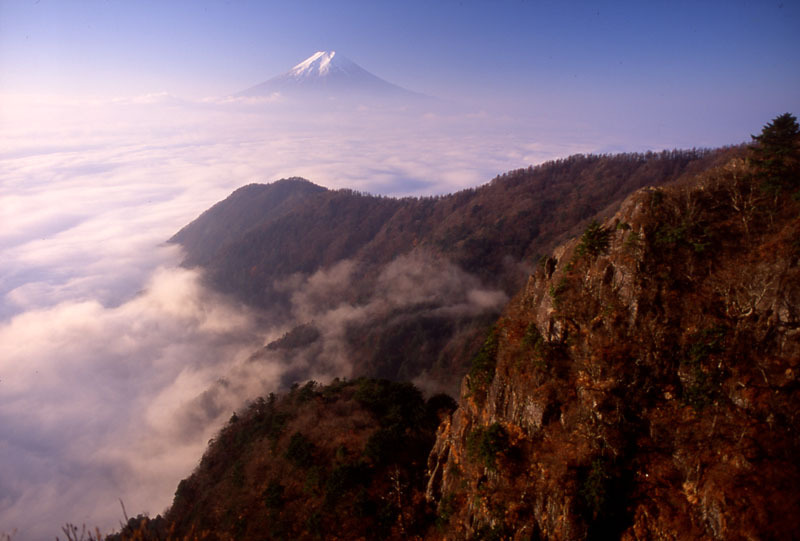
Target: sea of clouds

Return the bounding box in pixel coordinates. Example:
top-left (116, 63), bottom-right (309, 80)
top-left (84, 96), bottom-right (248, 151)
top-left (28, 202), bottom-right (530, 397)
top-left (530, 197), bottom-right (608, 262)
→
top-left (0, 94), bottom-right (604, 538)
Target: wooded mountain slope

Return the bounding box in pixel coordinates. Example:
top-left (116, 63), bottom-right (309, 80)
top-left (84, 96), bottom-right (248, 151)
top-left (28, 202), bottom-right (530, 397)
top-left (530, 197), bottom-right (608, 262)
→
top-left (171, 150), bottom-right (736, 391)
top-left (109, 379), bottom-right (455, 540)
top-left (173, 149), bottom-right (732, 308)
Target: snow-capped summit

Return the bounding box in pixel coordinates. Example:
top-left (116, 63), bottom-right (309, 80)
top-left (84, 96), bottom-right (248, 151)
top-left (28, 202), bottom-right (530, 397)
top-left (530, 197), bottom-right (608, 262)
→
top-left (287, 51), bottom-right (356, 78)
top-left (237, 51), bottom-right (424, 102)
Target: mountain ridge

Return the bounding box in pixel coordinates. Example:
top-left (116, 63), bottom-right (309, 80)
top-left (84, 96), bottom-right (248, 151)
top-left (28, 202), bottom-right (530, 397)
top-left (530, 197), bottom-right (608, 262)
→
top-left (172, 148), bottom-right (734, 304)
top-left (171, 177), bottom-right (326, 267)
top-left (171, 148), bottom-right (737, 394)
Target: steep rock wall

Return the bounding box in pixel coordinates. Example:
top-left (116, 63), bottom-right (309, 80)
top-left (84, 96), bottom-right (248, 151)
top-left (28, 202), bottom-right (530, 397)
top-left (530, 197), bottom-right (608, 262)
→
top-left (427, 159), bottom-right (800, 540)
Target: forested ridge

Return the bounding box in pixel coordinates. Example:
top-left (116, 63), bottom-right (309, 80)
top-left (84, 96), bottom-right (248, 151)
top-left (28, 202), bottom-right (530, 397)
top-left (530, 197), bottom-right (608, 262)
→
top-left (171, 147), bottom-right (736, 393)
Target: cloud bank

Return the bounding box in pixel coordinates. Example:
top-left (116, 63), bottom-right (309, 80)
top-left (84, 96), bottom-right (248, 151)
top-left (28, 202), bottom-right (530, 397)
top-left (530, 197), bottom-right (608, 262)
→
top-left (0, 267), bottom-right (267, 539)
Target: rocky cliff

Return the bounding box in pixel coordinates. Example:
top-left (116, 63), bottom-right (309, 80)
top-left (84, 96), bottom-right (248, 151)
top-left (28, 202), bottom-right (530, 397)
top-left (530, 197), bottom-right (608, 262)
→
top-left (426, 155), bottom-right (800, 539)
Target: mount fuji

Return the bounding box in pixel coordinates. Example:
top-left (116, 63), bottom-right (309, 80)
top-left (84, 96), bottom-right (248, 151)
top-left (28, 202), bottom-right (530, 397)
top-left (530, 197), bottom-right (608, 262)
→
top-left (237, 51), bottom-right (428, 103)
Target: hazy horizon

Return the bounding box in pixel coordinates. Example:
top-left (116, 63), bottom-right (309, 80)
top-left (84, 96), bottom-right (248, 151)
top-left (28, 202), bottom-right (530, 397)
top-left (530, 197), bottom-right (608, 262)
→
top-left (1, 1), bottom-right (799, 538)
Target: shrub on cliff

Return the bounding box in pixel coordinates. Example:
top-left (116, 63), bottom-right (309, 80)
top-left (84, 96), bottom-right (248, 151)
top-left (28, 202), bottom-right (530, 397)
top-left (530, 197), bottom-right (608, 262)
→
top-left (467, 325), bottom-right (500, 397)
top-left (466, 423), bottom-right (509, 470)
top-left (576, 220), bottom-right (611, 258)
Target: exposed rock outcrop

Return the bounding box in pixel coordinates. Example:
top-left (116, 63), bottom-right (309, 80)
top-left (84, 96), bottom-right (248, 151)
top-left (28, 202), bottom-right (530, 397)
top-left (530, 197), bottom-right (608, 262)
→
top-left (427, 158), bottom-right (800, 539)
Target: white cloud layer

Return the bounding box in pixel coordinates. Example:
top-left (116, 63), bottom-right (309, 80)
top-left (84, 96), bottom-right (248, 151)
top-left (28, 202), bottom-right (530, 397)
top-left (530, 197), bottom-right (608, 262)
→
top-left (0, 94), bottom-right (603, 538)
top-left (0, 267), bottom-right (267, 539)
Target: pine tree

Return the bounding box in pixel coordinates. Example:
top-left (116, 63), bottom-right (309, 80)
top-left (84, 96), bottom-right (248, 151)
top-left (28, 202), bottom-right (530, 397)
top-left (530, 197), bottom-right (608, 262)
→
top-left (749, 113), bottom-right (800, 193)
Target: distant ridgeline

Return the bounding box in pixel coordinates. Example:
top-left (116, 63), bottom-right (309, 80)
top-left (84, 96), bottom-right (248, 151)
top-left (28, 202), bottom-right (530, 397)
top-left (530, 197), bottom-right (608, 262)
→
top-left (89, 113), bottom-right (799, 540)
top-left (173, 147), bottom-right (726, 305)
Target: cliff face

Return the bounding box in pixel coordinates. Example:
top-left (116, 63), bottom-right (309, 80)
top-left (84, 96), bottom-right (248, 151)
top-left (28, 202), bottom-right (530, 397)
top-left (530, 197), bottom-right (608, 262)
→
top-left (427, 157), bottom-right (800, 539)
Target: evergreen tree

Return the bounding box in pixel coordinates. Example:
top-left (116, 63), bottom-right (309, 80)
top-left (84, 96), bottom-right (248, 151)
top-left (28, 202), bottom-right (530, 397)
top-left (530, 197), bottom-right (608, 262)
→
top-left (749, 112), bottom-right (800, 192)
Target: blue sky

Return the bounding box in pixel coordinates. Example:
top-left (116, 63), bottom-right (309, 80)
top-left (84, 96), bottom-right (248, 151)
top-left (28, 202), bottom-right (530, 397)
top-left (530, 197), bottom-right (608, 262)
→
top-left (2, 0), bottom-right (799, 148)
top-left (2, 0), bottom-right (798, 105)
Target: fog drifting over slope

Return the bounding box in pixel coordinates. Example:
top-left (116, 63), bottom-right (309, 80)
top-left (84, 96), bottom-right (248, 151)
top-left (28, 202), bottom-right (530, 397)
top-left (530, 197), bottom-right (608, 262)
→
top-left (1, 95), bottom-right (615, 538)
